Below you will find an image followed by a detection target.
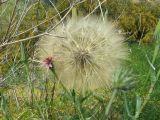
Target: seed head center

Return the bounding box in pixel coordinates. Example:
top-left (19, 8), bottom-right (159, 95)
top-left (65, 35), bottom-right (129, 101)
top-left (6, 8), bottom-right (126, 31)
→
top-left (74, 49), bottom-right (91, 69)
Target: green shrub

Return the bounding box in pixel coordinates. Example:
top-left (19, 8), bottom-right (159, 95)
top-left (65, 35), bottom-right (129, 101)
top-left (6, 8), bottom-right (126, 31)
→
top-left (118, 2), bottom-right (158, 43)
top-left (103, 0), bottom-right (159, 43)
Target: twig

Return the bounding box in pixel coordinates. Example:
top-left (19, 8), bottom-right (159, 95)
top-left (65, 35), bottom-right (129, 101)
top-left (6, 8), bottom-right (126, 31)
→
top-left (3, 0), bottom-right (19, 43)
top-left (48, 0), bottom-right (64, 27)
top-left (97, 0), bottom-right (105, 22)
top-left (0, 33), bottom-right (49, 48)
top-left (11, 0), bottom-right (87, 39)
top-left (84, 0), bottom-right (107, 19)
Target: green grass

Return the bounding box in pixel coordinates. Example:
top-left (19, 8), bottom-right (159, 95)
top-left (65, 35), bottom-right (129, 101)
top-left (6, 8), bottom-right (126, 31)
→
top-left (1, 0), bottom-right (160, 119)
top-left (124, 43), bottom-right (160, 120)
top-left (0, 43), bottom-right (160, 120)
top-left (127, 43), bottom-right (160, 95)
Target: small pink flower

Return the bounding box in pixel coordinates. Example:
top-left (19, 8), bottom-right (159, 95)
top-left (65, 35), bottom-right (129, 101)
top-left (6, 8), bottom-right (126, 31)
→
top-left (42, 56), bottom-right (53, 69)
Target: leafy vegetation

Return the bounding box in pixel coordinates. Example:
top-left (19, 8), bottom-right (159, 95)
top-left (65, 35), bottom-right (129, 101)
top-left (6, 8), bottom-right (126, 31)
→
top-left (0, 0), bottom-right (160, 120)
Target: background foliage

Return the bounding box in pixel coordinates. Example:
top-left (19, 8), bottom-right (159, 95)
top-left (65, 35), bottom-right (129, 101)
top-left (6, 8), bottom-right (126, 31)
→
top-left (0, 0), bottom-right (160, 120)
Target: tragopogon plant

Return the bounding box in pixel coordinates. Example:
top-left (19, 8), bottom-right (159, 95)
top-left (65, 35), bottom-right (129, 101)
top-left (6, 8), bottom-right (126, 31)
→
top-left (38, 16), bottom-right (128, 91)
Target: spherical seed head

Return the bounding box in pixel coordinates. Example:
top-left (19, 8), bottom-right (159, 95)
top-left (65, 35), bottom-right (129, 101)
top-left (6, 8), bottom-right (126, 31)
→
top-left (38, 17), bottom-right (128, 90)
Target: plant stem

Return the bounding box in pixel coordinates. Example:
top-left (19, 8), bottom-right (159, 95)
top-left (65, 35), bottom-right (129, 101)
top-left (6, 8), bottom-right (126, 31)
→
top-left (134, 42), bottom-right (160, 119)
top-left (123, 92), bottom-right (135, 119)
top-left (134, 67), bottom-right (160, 119)
top-left (105, 89), bottom-right (117, 118)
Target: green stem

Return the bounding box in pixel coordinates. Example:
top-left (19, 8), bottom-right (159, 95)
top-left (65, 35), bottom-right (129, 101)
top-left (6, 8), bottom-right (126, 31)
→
top-left (123, 92), bottom-right (135, 119)
top-left (134, 69), bottom-right (160, 119)
top-left (50, 67), bottom-right (70, 96)
top-left (134, 43), bottom-right (160, 119)
top-left (105, 89), bottom-right (117, 118)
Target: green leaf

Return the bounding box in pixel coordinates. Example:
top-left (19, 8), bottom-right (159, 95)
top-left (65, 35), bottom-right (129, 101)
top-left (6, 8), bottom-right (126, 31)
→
top-left (20, 42), bottom-right (27, 63)
top-left (135, 95), bottom-right (142, 114)
top-left (152, 20), bottom-right (160, 63)
top-left (80, 92), bottom-right (92, 104)
top-left (72, 7), bottom-right (77, 21)
top-left (154, 19), bottom-right (160, 41)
